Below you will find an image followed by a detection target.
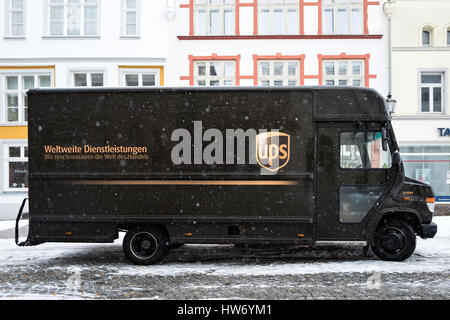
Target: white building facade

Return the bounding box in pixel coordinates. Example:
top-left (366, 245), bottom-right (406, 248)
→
top-left (386, 0), bottom-right (450, 211)
top-left (0, 0), bottom-right (389, 219)
top-left (174, 0), bottom-right (388, 91)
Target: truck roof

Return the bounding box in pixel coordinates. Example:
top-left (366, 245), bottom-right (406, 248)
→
top-left (27, 86), bottom-right (389, 121)
top-left (28, 85), bottom-right (380, 94)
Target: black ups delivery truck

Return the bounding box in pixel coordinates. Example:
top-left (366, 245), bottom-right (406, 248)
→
top-left (16, 87), bottom-right (437, 264)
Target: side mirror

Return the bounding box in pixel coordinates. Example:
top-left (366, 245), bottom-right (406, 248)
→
top-left (381, 127), bottom-right (388, 152)
top-left (392, 151), bottom-right (401, 166)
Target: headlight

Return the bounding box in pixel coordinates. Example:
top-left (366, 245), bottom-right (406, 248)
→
top-left (426, 197), bottom-right (435, 213)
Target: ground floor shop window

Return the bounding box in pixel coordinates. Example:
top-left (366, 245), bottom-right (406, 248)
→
top-left (4, 143), bottom-right (28, 192)
top-left (400, 145), bottom-right (450, 201)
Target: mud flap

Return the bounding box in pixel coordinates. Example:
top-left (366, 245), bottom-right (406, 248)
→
top-left (15, 198), bottom-right (31, 246)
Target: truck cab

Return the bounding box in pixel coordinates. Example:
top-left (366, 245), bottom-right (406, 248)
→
top-left (313, 90), bottom-right (437, 261)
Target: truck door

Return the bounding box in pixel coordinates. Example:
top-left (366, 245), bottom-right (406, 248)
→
top-left (315, 122), bottom-right (394, 240)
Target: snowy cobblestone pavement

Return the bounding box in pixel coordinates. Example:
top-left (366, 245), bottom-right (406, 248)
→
top-left (0, 217), bottom-right (449, 300)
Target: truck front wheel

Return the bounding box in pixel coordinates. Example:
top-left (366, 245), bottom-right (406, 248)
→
top-left (123, 225), bottom-right (170, 265)
top-left (371, 219), bottom-right (416, 261)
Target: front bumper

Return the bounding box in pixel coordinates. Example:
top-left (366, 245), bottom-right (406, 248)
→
top-left (419, 222), bottom-right (438, 239)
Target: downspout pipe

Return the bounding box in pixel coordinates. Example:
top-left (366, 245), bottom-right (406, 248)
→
top-left (388, 11), bottom-right (392, 94)
top-left (384, 0), bottom-right (394, 95)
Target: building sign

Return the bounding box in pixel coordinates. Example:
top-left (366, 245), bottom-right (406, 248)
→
top-left (437, 128), bottom-right (450, 136)
top-left (436, 196), bottom-right (450, 202)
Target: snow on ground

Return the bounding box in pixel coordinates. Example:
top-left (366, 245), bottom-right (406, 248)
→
top-left (110, 216), bottom-right (450, 276)
top-left (0, 220), bottom-right (27, 232)
top-left (0, 217), bottom-right (448, 277)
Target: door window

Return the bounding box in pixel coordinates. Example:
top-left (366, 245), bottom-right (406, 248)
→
top-left (340, 185), bottom-right (384, 223)
top-left (340, 132), bottom-right (391, 169)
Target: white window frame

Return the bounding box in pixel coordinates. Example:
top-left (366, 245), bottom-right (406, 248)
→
top-left (121, 0), bottom-right (140, 37)
top-left (446, 27), bottom-right (450, 46)
top-left (119, 68), bottom-right (161, 87)
top-left (419, 71), bottom-right (446, 115)
top-left (322, 59), bottom-right (365, 87)
top-left (258, 60), bottom-right (300, 86)
top-left (322, 0), bottom-right (363, 35)
top-left (3, 142), bottom-right (28, 192)
top-left (5, 0), bottom-right (26, 38)
top-left (194, 60), bottom-right (236, 86)
top-left (69, 70), bottom-right (105, 87)
top-left (0, 70), bottom-right (54, 124)
top-left (259, 0), bottom-right (299, 35)
top-left (47, 0), bottom-right (100, 37)
top-left (194, 0), bottom-right (235, 36)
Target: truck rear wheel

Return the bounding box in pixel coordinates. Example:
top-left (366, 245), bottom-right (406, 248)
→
top-left (371, 219), bottom-right (416, 261)
top-left (123, 225), bottom-right (170, 265)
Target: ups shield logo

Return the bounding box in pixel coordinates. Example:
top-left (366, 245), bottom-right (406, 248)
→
top-left (256, 132), bottom-right (290, 172)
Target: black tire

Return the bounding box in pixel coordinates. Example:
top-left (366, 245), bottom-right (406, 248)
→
top-left (371, 219), bottom-right (416, 261)
top-left (123, 225), bottom-right (170, 265)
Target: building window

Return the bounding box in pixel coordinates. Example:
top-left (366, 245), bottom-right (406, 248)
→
top-left (48, 0), bottom-right (99, 36)
top-left (1, 73), bottom-right (52, 122)
top-left (4, 143), bottom-right (28, 192)
top-left (420, 73), bottom-right (443, 113)
top-left (258, 60), bottom-right (299, 86)
top-left (340, 185), bottom-right (384, 223)
top-left (6, 0), bottom-right (25, 37)
top-left (421, 26), bottom-right (434, 46)
top-left (194, 0), bottom-right (235, 35)
top-left (259, 0), bottom-right (299, 35)
top-left (422, 29), bottom-right (431, 46)
top-left (119, 68), bottom-right (161, 87)
top-left (71, 71), bottom-right (104, 87)
top-left (323, 0), bottom-right (363, 35)
top-left (123, 0), bottom-right (139, 36)
top-left (323, 60), bottom-right (364, 86)
top-left (446, 28), bottom-right (450, 46)
top-left (195, 61), bottom-right (235, 86)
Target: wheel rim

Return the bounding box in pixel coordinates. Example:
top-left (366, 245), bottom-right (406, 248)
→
top-left (130, 232), bottom-right (158, 259)
top-left (379, 227), bottom-right (407, 254)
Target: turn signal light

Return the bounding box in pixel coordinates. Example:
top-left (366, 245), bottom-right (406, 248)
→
top-left (426, 198), bottom-right (435, 213)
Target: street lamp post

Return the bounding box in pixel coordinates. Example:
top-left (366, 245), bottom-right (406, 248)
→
top-left (386, 93), bottom-right (397, 115)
